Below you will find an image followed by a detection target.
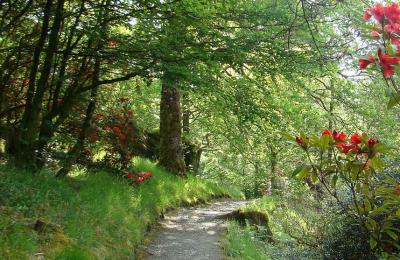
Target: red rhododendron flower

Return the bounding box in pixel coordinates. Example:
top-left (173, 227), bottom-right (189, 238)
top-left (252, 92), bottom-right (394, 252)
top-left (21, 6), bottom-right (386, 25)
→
top-left (377, 49), bottom-right (400, 77)
top-left (136, 176), bottom-right (145, 183)
top-left (385, 22), bottom-right (400, 34)
top-left (321, 129), bottom-right (332, 137)
top-left (368, 4), bottom-right (385, 22)
top-left (350, 132), bottom-right (362, 145)
top-left (337, 142), bottom-right (358, 154)
top-left (127, 172), bottom-right (134, 179)
top-left (118, 132), bottom-right (126, 141)
top-left (332, 131), bottom-right (347, 142)
top-left (113, 126), bottom-right (122, 133)
top-left (358, 55), bottom-right (376, 70)
top-left (385, 3), bottom-right (400, 22)
top-left (363, 9), bottom-right (372, 20)
top-left (296, 136), bottom-right (304, 145)
top-left (141, 172), bottom-right (153, 178)
top-left (367, 137), bottom-right (377, 148)
top-left (371, 31), bottom-right (380, 37)
top-left (391, 36), bottom-right (400, 51)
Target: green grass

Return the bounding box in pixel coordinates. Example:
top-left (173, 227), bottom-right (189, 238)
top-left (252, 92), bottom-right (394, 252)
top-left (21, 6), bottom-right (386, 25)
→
top-left (224, 195), bottom-right (323, 260)
top-left (225, 221), bottom-right (271, 260)
top-left (0, 158), bottom-right (242, 259)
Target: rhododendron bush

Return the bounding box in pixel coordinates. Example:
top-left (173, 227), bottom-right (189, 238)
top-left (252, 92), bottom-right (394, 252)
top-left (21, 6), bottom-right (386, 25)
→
top-left (294, 130), bottom-right (399, 257)
top-left (359, 3), bottom-right (400, 109)
top-left (88, 97), bottom-right (146, 168)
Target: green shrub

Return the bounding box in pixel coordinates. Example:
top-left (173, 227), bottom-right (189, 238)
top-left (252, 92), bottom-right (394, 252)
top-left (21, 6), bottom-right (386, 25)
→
top-left (321, 217), bottom-right (376, 260)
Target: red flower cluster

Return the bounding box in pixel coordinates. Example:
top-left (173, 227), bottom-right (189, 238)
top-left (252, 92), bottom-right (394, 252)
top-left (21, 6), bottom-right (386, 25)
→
top-left (126, 171), bottom-right (153, 184)
top-left (359, 49), bottom-right (400, 78)
top-left (320, 129), bottom-right (378, 155)
top-left (360, 3), bottom-right (400, 77)
top-left (127, 171), bottom-right (134, 179)
top-left (112, 126), bottom-right (126, 141)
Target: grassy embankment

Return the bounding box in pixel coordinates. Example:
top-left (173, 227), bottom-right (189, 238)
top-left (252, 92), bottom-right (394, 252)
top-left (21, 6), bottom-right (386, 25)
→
top-left (224, 195), bottom-right (323, 260)
top-left (0, 158), bottom-right (242, 259)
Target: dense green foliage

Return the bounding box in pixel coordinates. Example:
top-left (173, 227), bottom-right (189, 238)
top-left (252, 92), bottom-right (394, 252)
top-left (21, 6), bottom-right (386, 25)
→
top-left (225, 195), bottom-right (375, 259)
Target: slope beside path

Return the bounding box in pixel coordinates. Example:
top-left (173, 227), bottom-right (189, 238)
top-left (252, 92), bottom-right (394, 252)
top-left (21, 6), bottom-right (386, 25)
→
top-left (143, 199), bottom-right (247, 260)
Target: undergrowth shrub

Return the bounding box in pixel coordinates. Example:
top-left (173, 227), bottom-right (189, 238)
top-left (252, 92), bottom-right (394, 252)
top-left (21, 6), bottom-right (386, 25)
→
top-left (321, 217), bottom-right (376, 260)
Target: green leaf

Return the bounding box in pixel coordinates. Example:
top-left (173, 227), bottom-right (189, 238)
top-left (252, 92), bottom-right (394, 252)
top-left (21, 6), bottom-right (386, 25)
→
top-left (350, 163), bottom-right (361, 180)
top-left (311, 170), bottom-right (318, 183)
top-left (320, 134), bottom-right (330, 151)
top-left (291, 165), bottom-right (305, 177)
top-left (386, 87), bottom-right (394, 97)
top-left (330, 175), bottom-right (338, 188)
top-left (361, 184), bottom-right (369, 196)
top-left (385, 230), bottom-right (398, 241)
top-left (356, 182), bottom-right (361, 193)
top-left (373, 143), bottom-right (393, 154)
top-left (371, 157), bottom-right (384, 170)
top-left (369, 238), bottom-right (377, 249)
top-left (387, 95), bottom-right (400, 109)
top-left (388, 44), bottom-right (397, 56)
top-left (366, 218), bottom-right (377, 230)
top-left (296, 166), bottom-right (311, 180)
top-left (364, 199), bottom-right (371, 212)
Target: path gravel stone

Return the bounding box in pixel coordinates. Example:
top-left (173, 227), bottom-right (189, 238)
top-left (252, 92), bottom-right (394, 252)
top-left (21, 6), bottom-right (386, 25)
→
top-left (144, 199), bottom-right (247, 260)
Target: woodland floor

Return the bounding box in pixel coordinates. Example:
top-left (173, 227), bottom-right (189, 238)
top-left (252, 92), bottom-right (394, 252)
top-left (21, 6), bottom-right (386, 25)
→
top-left (143, 199), bottom-right (247, 260)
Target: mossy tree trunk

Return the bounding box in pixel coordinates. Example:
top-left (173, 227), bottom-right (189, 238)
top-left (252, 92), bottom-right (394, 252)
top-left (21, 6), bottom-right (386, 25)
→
top-left (159, 72), bottom-right (186, 176)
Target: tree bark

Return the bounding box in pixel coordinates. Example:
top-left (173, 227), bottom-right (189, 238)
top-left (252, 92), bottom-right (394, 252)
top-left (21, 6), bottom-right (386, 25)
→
top-left (182, 92), bottom-right (190, 133)
top-left (267, 147), bottom-right (277, 196)
top-left (159, 72), bottom-right (186, 176)
top-left (15, 0), bottom-right (65, 168)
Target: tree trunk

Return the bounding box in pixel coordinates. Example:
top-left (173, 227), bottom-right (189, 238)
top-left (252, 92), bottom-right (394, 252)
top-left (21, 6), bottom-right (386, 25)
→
top-left (192, 149), bottom-right (202, 174)
top-left (267, 148), bottom-right (277, 196)
top-left (159, 72), bottom-right (186, 176)
top-left (182, 92), bottom-right (190, 133)
top-left (15, 0), bottom-right (65, 168)
top-left (36, 2), bottom-right (86, 168)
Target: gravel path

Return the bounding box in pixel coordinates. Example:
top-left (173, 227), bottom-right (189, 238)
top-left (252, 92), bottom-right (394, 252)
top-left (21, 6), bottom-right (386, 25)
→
top-left (144, 199), bottom-right (247, 260)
